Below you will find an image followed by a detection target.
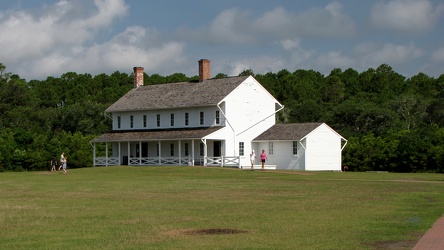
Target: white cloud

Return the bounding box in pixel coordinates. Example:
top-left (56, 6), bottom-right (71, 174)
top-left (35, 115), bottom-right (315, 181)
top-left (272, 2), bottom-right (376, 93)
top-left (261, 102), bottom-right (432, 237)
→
top-left (371, 0), bottom-right (444, 33)
top-left (0, 0), bottom-right (128, 61)
top-left (206, 8), bottom-right (254, 44)
top-left (361, 43), bottom-right (423, 65)
top-left (432, 47), bottom-right (444, 62)
top-left (258, 2), bottom-right (356, 37)
top-left (316, 51), bottom-right (355, 69)
top-left (0, 0), bottom-right (173, 79)
top-left (25, 25), bottom-right (186, 78)
top-left (190, 2), bottom-right (355, 46)
top-left (280, 39), bottom-right (315, 68)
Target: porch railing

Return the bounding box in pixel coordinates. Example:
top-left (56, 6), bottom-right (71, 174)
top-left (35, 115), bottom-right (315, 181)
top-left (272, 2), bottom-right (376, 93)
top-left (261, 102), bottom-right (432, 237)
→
top-left (206, 156), bottom-right (240, 168)
top-left (94, 157), bottom-right (120, 166)
top-left (129, 157), bottom-right (190, 166)
top-left (95, 156), bottom-right (240, 168)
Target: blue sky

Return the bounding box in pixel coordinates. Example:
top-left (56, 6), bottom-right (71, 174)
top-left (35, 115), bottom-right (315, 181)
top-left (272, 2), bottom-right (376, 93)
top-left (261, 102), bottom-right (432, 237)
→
top-left (1, 0), bottom-right (443, 81)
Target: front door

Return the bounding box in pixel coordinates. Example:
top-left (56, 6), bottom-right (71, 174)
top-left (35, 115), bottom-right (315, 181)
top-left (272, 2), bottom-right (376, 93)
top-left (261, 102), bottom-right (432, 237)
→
top-left (213, 141), bottom-right (221, 157)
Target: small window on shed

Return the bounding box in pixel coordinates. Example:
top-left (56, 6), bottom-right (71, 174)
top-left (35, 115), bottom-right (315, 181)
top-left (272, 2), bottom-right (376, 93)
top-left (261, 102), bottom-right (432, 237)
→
top-left (269, 142), bottom-right (274, 155)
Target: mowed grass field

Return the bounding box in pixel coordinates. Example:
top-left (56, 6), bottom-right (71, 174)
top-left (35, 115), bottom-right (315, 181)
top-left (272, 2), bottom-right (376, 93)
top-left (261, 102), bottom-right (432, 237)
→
top-left (1, 167), bottom-right (443, 250)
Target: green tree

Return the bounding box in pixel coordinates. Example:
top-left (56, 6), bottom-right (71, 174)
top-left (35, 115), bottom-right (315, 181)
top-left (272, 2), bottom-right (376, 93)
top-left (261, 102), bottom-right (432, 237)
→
top-left (238, 69), bottom-right (254, 77)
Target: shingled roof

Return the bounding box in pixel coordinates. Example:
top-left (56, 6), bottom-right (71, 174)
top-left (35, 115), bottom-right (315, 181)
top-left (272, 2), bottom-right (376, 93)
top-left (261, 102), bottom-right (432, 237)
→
top-left (91, 126), bottom-right (223, 142)
top-left (253, 123), bottom-right (323, 141)
top-left (106, 76), bottom-right (250, 112)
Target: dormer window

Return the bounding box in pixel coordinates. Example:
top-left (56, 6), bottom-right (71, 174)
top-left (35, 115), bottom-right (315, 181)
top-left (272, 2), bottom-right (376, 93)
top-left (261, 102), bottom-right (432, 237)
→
top-left (130, 116), bottom-right (134, 128)
top-left (185, 113), bottom-right (189, 126)
top-left (143, 115), bottom-right (147, 128)
top-left (170, 113), bottom-right (174, 126)
top-left (200, 112), bottom-right (204, 125)
top-left (117, 116), bottom-right (121, 129)
top-left (215, 110), bottom-right (220, 125)
top-left (157, 114), bottom-right (160, 127)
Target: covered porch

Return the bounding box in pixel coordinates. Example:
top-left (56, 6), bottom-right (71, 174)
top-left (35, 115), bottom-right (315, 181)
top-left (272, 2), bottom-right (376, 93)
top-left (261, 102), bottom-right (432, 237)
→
top-left (91, 127), bottom-right (240, 167)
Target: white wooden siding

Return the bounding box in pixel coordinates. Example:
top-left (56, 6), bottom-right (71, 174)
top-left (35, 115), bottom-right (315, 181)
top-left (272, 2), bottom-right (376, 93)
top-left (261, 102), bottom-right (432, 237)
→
top-left (220, 77), bottom-right (278, 166)
top-left (304, 124), bottom-right (342, 171)
top-left (111, 106), bottom-right (224, 130)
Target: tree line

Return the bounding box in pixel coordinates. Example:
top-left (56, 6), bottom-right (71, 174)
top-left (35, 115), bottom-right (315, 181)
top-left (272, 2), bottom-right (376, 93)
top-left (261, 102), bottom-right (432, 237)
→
top-left (0, 63), bottom-right (443, 172)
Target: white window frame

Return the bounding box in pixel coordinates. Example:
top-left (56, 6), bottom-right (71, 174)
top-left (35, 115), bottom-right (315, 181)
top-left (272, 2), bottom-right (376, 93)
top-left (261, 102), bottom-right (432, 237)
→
top-left (239, 142), bottom-right (244, 156)
top-left (200, 112), bottom-right (204, 125)
top-left (269, 142), bottom-right (274, 155)
top-left (215, 110), bottom-right (220, 125)
top-left (293, 141), bottom-right (298, 155)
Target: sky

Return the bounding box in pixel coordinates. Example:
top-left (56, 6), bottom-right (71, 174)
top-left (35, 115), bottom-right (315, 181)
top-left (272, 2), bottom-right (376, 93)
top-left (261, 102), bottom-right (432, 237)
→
top-left (1, 0), bottom-right (444, 81)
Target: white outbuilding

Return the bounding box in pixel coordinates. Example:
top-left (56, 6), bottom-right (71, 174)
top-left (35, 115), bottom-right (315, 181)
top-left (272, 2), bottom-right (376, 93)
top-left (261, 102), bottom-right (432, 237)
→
top-left (252, 123), bottom-right (347, 171)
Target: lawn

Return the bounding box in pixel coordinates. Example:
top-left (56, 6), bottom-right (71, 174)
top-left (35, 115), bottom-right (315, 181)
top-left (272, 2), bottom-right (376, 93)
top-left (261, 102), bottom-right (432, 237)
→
top-left (1, 167), bottom-right (443, 249)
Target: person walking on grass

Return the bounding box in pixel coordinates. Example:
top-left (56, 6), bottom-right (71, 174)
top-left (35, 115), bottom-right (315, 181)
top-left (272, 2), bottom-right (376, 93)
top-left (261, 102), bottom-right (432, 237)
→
top-left (250, 150), bottom-right (256, 171)
top-left (62, 156), bottom-right (67, 174)
top-left (260, 149), bottom-right (268, 171)
top-left (50, 157), bottom-right (57, 172)
top-left (58, 152), bottom-right (65, 171)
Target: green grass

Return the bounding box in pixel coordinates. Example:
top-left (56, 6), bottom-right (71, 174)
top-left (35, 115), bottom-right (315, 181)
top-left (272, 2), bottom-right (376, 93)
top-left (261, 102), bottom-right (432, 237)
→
top-left (1, 167), bottom-right (443, 249)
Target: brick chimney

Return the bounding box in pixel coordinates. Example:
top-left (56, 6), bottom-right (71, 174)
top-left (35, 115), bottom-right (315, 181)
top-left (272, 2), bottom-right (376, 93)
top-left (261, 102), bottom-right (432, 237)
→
top-left (133, 67), bottom-right (144, 88)
top-left (198, 59), bottom-right (210, 82)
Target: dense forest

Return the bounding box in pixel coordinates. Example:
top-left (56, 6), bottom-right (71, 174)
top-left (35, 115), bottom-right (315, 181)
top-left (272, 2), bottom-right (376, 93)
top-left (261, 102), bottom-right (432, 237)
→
top-left (0, 63), bottom-right (443, 172)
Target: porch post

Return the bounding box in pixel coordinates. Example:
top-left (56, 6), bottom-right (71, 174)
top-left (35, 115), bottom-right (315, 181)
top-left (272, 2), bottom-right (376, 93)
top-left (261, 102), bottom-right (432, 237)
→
top-left (203, 138), bottom-right (207, 166)
top-left (105, 142), bottom-right (108, 167)
top-left (178, 140), bottom-right (181, 166)
top-left (158, 141), bottom-right (161, 165)
top-left (118, 142), bottom-right (121, 165)
top-left (191, 139), bottom-right (195, 166)
top-left (139, 141), bottom-right (142, 166)
top-left (127, 142), bottom-right (130, 166)
top-left (93, 143), bottom-right (96, 166)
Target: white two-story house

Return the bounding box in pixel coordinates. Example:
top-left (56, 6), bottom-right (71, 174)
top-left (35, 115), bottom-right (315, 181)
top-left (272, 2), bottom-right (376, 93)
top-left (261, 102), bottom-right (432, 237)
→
top-left (91, 59), bottom-right (347, 170)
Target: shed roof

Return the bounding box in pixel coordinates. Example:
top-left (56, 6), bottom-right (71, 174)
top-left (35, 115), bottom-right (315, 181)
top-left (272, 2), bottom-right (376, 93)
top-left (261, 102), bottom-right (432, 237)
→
top-left (253, 123), bottom-right (323, 141)
top-left (91, 126), bottom-right (223, 142)
top-left (106, 76), bottom-right (249, 112)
